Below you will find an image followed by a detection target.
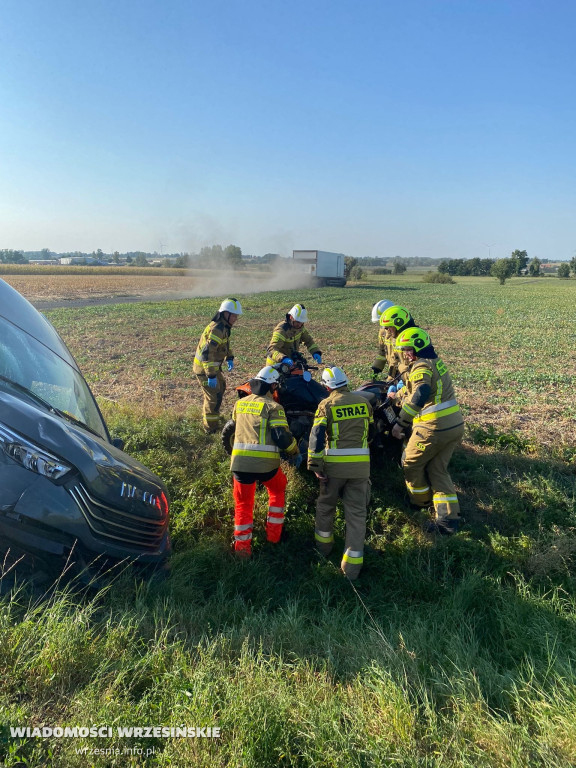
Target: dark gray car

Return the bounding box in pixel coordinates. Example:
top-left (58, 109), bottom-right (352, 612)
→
top-left (0, 278), bottom-right (170, 564)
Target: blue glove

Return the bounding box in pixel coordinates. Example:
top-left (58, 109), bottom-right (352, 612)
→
top-left (281, 357), bottom-right (293, 366)
top-left (396, 379), bottom-right (404, 391)
top-left (290, 453), bottom-right (303, 469)
top-left (226, 359), bottom-right (234, 372)
top-left (313, 353), bottom-right (322, 363)
top-left (387, 385), bottom-right (397, 396)
top-left (207, 377), bottom-right (218, 389)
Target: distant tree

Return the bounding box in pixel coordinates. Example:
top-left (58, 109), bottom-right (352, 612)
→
top-left (344, 256), bottom-right (358, 279)
top-left (392, 257), bottom-right (407, 275)
top-left (350, 265), bottom-right (364, 281)
top-left (113, 251), bottom-right (120, 264)
top-left (528, 257), bottom-right (541, 277)
top-left (491, 258), bottom-right (515, 285)
top-left (126, 255), bottom-right (133, 264)
top-left (437, 260), bottom-right (450, 274)
top-left (557, 263), bottom-right (570, 278)
top-left (510, 249), bottom-right (529, 275)
top-left (174, 253), bottom-right (191, 268)
top-left (224, 244), bottom-right (243, 269)
top-left (466, 257), bottom-right (482, 276)
top-left (133, 253), bottom-right (149, 267)
top-left (0, 249), bottom-right (27, 264)
top-left (570, 256), bottom-right (576, 276)
top-left (198, 245), bottom-right (224, 266)
top-left (40, 248), bottom-right (52, 259)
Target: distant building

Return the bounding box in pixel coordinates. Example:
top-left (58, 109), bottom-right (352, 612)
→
top-left (60, 256), bottom-right (99, 265)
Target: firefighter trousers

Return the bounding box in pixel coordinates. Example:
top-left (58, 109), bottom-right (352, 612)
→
top-left (232, 468), bottom-right (288, 554)
top-left (402, 422), bottom-right (464, 522)
top-left (315, 476), bottom-right (371, 580)
top-left (196, 371), bottom-right (226, 432)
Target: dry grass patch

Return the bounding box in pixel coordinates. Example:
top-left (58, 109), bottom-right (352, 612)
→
top-left (3, 274), bottom-right (200, 300)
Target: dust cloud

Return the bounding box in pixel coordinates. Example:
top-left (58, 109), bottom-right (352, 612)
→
top-left (179, 261), bottom-right (314, 299)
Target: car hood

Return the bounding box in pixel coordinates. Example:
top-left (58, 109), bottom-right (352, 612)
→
top-left (0, 391), bottom-right (166, 511)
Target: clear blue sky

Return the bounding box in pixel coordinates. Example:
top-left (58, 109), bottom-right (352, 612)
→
top-left (1, 0), bottom-right (574, 260)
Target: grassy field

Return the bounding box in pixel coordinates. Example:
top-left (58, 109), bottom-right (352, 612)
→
top-left (1, 274), bottom-right (576, 767)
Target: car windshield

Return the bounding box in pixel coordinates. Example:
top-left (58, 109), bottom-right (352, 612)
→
top-left (0, 316), bottom-right (108, 440)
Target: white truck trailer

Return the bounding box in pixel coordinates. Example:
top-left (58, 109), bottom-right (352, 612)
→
top-left (292, 250), bottom-right (347, 287)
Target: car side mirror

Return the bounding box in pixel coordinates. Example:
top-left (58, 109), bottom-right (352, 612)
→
top-left (111, 437), bottom-right (125, 450)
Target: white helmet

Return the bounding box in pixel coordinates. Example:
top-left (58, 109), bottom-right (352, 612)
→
top-left (288, 303), bottom-right (308, 323)
top-left (255, 365), bottom-right (280, 385)
top-left (219, 298), bottom-right (243, 315)
top-left (321, 366), bottom-right (349, 389)
top-left (371, 299), bottom-right (394, 323)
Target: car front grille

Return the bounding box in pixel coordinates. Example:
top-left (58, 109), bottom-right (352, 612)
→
top-left (68, 483), bottom-right (167, 552)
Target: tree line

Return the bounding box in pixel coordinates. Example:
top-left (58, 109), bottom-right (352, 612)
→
top-left (437, 250), bottom-right (576, 284)
top-left (0, 245), bottom-right (247, 269)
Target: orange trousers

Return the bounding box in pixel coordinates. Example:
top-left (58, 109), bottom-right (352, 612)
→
top-left (232, 468), bottom-right (287, 553)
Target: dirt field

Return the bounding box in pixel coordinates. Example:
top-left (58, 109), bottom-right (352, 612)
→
top-left (2, 274), bottom-right (199, 302)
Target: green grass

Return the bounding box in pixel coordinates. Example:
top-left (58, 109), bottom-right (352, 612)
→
top-left (2, 275), bottom-right (576, 766)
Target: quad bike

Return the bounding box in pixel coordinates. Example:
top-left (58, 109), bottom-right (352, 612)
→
top-left (221, 353), bottom-right (405, 463)
top-left (221, 352), bottom-right (326, 456)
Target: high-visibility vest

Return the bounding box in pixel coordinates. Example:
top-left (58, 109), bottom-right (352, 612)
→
top-left (231, 394), bottom-right (297, 473)
top-left (308, 388), bottom-right (373, 479)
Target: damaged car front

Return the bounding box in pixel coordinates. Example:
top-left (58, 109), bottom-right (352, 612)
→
top-left (0, 279), bottom-right (170, 566)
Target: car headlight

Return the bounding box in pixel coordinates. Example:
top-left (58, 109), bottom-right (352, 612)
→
top-left (0, 422), bottom-right (72, 481)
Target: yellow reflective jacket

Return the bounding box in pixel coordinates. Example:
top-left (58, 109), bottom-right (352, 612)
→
top-left (193, 318), bottom-right (233, 377)
top-left (397, 357), bottom-right (463, 431)
top-left (372, 329), bottom-right (409, 380)
top-left (230, 394), bottom-right (298, 474)
top-left (307, 387), bottom-right (373, 479)
top-left (266, 320), bottom-right (321, 365)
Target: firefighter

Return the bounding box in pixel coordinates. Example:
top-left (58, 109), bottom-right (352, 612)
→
top-left (266, 304), bottom-right (322, 367)
top-left (193, 298), bottom-right (242, 433)
top-left (391, 327), bottom-right (464, 535)
top-left (230, 365), bottom-right (301, 557)
top-left (371, 299), bottom-right (394, 325)
top-left (371, 304), bottom-right (417, 384)
top-left (307, 366), bottom-right (373, 580)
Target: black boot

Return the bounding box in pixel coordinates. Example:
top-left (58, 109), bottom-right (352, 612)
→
top-left (426, 519), bottom-right (459, 536)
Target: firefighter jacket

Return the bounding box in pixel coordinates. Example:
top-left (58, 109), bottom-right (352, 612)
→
top-left (266, 319), bottom-right (321, 365)
top-left (230, 393), bottom-right (298, 474)
top-left (396, 356), bottom-right (463, 432)
top-left (372, 329), bottom-right (407, 379)
top-left (308, 387), bottom-right (373, 479)
top-left (193, 316), bottom-right (233, 377)
top-left (372, 323), bottom-right (415, 379)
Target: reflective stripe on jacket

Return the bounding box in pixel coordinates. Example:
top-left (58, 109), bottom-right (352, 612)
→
top-left (193, 319), bottom-right (232, 377)
top-left (231, 394), bottom-right (297, 473)
top-left (372, 329), bottom-right (410, 378)
top-left (266, 320), bottom-right (320, 365)
top-left (307, 387), bottom-right (373, 479)
top-left (397, 357), bottom-right (463, 431)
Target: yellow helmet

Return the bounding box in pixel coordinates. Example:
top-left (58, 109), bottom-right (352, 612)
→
top-left (379, 305), bottom-right (410, 330)
top-left (395, 327), bottom-right (431, 352)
